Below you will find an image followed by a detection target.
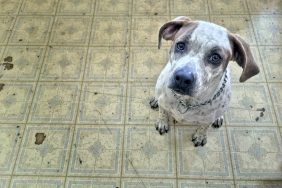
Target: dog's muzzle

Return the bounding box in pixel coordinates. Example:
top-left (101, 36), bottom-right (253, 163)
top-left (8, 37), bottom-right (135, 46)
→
top-left (168, 67), bottom-right (196, 96)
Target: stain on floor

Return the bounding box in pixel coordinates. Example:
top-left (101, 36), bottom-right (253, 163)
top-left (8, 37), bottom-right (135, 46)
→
top-left (35, 133), bottom-right (46, 145)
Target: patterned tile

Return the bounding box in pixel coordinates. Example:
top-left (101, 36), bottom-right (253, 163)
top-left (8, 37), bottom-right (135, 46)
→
top-left (58, 0), bottom-right (95, 15)
top-left (14, 125), bottom-right (73, 175)
top-left (259, 46), bottom-right (282, 82)
top-left (78, 82), bottom-right (126, 124)
top-left (123, 126), bottom-right (175, 177)
top-left (225, 83), bottom-right (276, 126)
top-left (10, 176), bottom-right (64, 187)
top-left (85, 47), bottom-right (128, 81)
top-left (0, 124), bottom-right (23, 175)
top-left (131, 16), bottom-right (169, 46)
top-left (228, 46), bottom-right (265, 83)
top-left (252, 15), bottom-right (282, 45)
top-left (210, 15), bottom-right (256, 45)
top-left (28, 82), bottom-right (80, 123)
top-left (129, 47), bottom-right (168, 82)
top-left (269, 83), bottom-right (282, 126)
top-left (235, 181), bottom-right (282, 188)
top-left (132, 0), bottom-right (169, 15)
top-left (228, 127), bottom-right (282, 179)
top-left (9, 16), bottom-right (53, 45)
top-left (68, 125), bottom-right (123, 177)
top-left (20, 0), bottom-right (58, 15)
top-left (0, 176), bottom-right (10, 188)
top-left (126, 82), bottom-right (158, 124)
top-left (208, 0), bottom-right (247, 14)
top-left (179, 180), bottom-right (234, 188)
top-left (91, 16), bottom-right (129, 47)
top-left (122, 178), bottom-right (176, 187)
top-left (176, 127), bottom-right (232, 179)
top-left (0, 16), bottom-right (15, 45)
top-left (40, 46), bottom-right (87, 81)
top-left (171, 0), bottom-right (209, 15)
top-left (1, 46), bottom-right (45, 81)
top-left (247, 0), bottom-right (282, 14)
top-left (66, 177), bottom-right (120, 187)
top-left (96, 0), bottom-right (131, 15)
top-left (50, 16), bottom-right (92, 45)
top-left (0, 0), bottom-right (22, 15)
top-left (0, 82), bottom-right (35, 123)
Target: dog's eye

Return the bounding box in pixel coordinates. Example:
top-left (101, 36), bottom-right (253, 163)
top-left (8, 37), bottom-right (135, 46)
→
top-left (176, 42), bottom-right (186, 51)
top-left (208, 53), bottom-right (222, 64)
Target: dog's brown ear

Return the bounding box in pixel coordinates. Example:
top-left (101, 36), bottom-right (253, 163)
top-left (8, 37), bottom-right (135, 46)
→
top-left (229, 34), bottom-right (260, 82)
top-left (158, 16), bottom-right (191, 49)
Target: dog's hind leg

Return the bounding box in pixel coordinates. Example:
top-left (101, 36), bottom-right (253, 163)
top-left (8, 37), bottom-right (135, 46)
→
top-left (155, 107), bottom-right (169, 135)
top-left (149, 97), bottom-right (159, 110)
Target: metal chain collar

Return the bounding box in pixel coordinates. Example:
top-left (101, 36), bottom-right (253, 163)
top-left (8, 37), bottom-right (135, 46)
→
top-left (172, 72), bottom-right (228, 114)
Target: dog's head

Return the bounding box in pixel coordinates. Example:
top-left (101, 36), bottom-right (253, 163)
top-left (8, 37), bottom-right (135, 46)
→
top-left (158, 16), bottom-right (260, 100)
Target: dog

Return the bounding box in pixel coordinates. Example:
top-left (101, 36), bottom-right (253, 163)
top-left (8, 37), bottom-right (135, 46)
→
top-left (149, 16), bottom-right (260, 147)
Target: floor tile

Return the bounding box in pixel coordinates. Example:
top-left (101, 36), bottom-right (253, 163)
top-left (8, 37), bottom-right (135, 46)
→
top-left (132, 0), bottom-right (169, 16)
top-left (210, 15), bottom-right (256, 45)
top-left (235, 180), bottom-right (282, 188)
top-left (122, 178), bottom-right (176, 187)
top-left (259, 46), bottom-right (282, 82)
top-left (269, 83), bottom-right (282, 126)
top-left (123, 125), bottom-right (176, 177)
top-left (28, 82), bottom-right (80, 124)
top-left (50, 16), bottom-right (92, 46)
top-left (179, 179), bottom-right (235, 188)
top-left (208, 0), bottom-right (247, 14)
top-left (66, 177), bottom-right (120, 187)
top-left (225, 83), bottom-right (276, 126)
top-left (0, 124), bottom-right (23, 175)
top-left (129, 47), bottom-right (168, 82)
top-left (126, 82), bottom-right (158, 124)
top-left (78, 82), bottom-right (126, 124)
top-left (0, 16), bottom-right (15, 45)
top-left (68, 125), bottom-right (123, 177)
top-left (58, 0), bottom-right (95, 15)
top-left (0, 176), bottom-right (10, 188)
top-left (252, 15), bottom-right (282, 45)
top-left (131, 16), bottom-right (169, 46)
top-left (171, 0), bottom-right (208, 15)
top-left (176, 127), bottom-right (232, 179)
top-left (1, 46), bottom-right (45, 81)
top-left (91, 16), bottom-right (129, 47)
top-left (229, 46), bottom-right (265, 83)
top-left (40, 46), bottom-right (87, 81)
top-left (20, 0), bottom-right (58, 15)
top-left (14, 124), bottom-right (73, 175)
top-left (0, 0), bottom-right (22, 15)
top-left (9, 16), bottom-right (53, 45)
top-left (85, 47), bottom-right (128, 81)
top-left (228, 127), bottom-right (282, 179)
top-left (10, 176), bottom-right (64, 187)
top-left (0, 82), bottom-right (35, 123)
top-left (247, 0), bottom-right (282, 14)
top-left (96, 0), bottom-right (131, 15)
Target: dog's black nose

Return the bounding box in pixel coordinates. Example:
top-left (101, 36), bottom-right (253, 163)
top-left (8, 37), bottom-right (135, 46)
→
top-left (174, 68), bottom-right (195, 87)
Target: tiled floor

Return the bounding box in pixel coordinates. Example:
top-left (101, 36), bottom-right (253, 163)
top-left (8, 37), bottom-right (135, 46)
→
top-left (0, 0), bottom-right (281, 187)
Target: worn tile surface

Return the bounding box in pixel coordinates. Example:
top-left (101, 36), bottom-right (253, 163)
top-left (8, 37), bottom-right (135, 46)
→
top-left (0, 0), bottom-right (281, 187)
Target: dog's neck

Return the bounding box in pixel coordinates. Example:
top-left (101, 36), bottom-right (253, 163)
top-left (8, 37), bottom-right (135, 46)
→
top-left (172, 71), bottom-right (228, 114)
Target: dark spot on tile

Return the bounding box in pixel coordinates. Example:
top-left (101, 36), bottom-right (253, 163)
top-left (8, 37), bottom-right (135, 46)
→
top-left (37, 55), bottom-right (40, 58)
top-left (154, 12), bottom-right (158, 15)
top-left (258, 137), bottom-right (261, 140)
top-left (260, 111), bottom-right (264, 117)
top-left (61, 31), bottom-right (66, 35)
top-left (47, 161), bottom-right (50, 164)
top-left (273, 76), bottom-right (276, 79)
top-left (17, 133), bottom-right (20, 136)
top-left (4, 56), bottom-right (13, 62)
top-left (249, 105), bottom-right (253, 108)
top-left (49, 45), bottom-right (53, 48)
top-left (35, 133), bottom-right (46, 145)
top-left (19, 39), bottom-right (23, 42)
top-left (255, 117), bottom-right (259, 121)
top-left (3, 63), bottom-right (13, 70)
top-left (0, 83), bottom-right (4, 91)
top-left (94, 92), bottom-right (98, 95)
top-left (16, 125), bottom-right (20, 128)
top-left (79, 157), bottom-right (82, 164)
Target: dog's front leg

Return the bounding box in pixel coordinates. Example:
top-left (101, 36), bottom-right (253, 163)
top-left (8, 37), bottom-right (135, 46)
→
top-left (155, 107), bottom-right (169, 135)
top-left (192, 125), bottom-right (209, 147)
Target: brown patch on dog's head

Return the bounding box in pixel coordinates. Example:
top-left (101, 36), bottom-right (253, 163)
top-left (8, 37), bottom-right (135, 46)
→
top-left (229, 34), bottom-right (260, 82)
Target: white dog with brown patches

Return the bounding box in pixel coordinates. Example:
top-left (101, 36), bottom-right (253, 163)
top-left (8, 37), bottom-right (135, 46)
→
top-left (150, 16), bottom-right (259, 147)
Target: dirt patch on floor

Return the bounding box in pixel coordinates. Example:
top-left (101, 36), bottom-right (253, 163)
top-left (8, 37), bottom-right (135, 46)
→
top-left (2, 63), bottom-right (13, 70)
top-left (0, 83), bottom-right (4, 91)
top-left (35, 133), bottom-right (46, 145)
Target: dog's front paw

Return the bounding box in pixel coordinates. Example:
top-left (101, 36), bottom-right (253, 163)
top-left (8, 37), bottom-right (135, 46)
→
top-left (192, 133), bottom-right (207, 147)
top-left (149, 97), bottom-right (159, 110)
top-left (155, 120), bottom-right (169, 135)
top-left (211, 116), bottom-right (223, 128)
